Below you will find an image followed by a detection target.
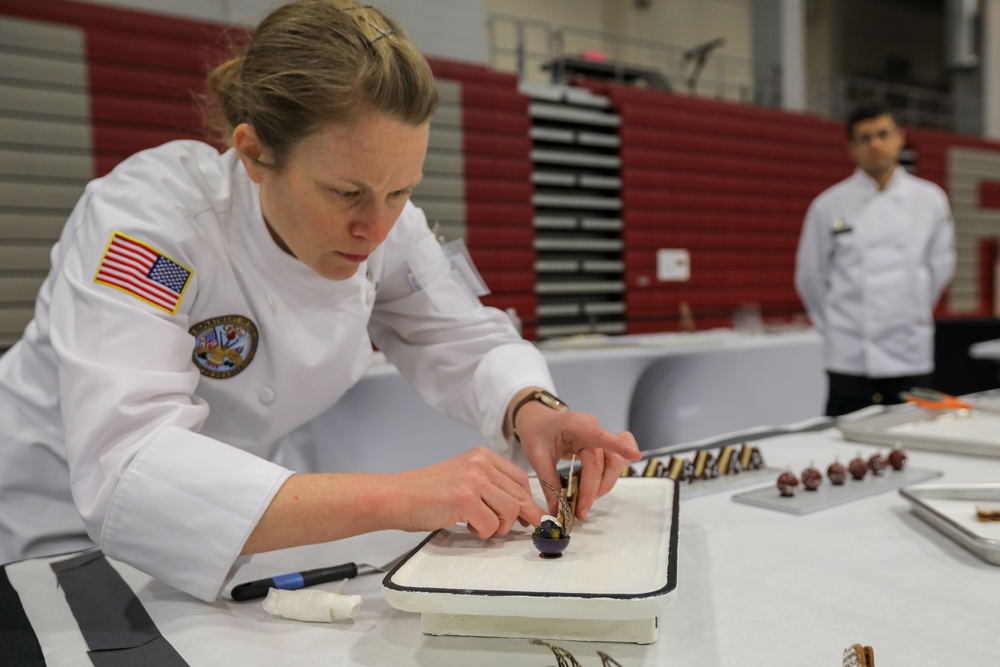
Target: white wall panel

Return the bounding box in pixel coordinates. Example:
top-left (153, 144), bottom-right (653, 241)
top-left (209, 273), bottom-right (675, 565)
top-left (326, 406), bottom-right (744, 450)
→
top-left (0, 17), bottom-right (91, 349)
top-left (947, 146), bottom-right (1000, 313)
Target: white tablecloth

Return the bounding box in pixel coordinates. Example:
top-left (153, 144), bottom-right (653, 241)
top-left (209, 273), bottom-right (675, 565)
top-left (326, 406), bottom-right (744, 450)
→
top-left (8, 425), bottom-right (999, 666)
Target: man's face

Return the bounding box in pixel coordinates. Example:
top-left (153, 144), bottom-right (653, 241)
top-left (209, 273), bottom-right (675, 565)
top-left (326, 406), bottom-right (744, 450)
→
top-left (847, 114), bottom-right (905, 179)
top-left (241, 114), bottom-right (429, 281)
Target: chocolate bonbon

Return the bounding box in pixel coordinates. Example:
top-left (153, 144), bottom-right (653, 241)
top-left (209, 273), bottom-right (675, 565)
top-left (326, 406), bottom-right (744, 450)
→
top-left (848, 455), bottom-right (868, 480)
top-left (827, 459), bottom-right (848, 485)
top-left (887, 448), bottom-right (907, 471)
top-left (776, 470), bottom-right (799, 497)
top-left (800, 465), bottom-right (822, 491)
top-left (867, 452), bottom-right (888, 476)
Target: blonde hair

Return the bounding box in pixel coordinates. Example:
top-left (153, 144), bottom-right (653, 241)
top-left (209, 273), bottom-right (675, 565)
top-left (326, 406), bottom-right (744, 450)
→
top-left (204, 0), bottom-right (438, 169)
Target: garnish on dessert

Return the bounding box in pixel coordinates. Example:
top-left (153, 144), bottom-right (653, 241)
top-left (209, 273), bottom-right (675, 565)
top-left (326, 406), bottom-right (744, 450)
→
top-left (532, 456), bottom-right (577, 558)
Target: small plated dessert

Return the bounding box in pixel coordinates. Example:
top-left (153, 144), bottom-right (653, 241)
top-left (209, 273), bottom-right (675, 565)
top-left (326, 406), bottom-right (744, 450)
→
top-left (533, 476), bottom-right (576, 558)
top-left (976, 503), bottom-right (1000, 522)
top-left (532, 515), bottom-right (570, 558)
top-left (667, 456), bottom-right (689, 482)
top-left (717, 445), bottom-right (739, 474)
top-left (739, 443), bottom-right (765, 471)
top-left (642, 459), bottom-right (664, 478)
top-left (848, 454), bottom-right (868, 480)
top-left (801, 464), bottom-right (822, 491)
top-left (776, 470), bottom-right (799, 497)
top-left (887, 447), bottom-right (907, 471)
top-left (867, 452), bottom-right (888, 476)
top-left (842, 643), bottom-right (875, 667)
top-left (693, 450), bottom-right (719, 480)
top-left (827, 459), bottom-right (848, 485)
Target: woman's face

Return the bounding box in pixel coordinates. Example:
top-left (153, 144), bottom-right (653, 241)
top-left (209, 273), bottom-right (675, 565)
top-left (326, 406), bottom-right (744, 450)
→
top-left (236, 114), bottom-right (429, 281)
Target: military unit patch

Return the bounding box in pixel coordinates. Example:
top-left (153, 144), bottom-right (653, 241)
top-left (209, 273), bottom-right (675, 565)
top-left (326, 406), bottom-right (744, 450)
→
top-left (189, 315), bottom-right (259, 379)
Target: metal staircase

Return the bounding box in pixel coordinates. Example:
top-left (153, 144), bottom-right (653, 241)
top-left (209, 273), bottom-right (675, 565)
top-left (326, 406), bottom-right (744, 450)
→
top-left (522, 83), bottom-right (625, 338)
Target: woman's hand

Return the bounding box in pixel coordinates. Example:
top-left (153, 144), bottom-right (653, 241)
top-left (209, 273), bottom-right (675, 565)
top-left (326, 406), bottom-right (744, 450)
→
top-left (392, 447), bottom-right (546, 539)
top-left (243, 447), bottom-right (547, 555)
top-left (511, 395), bottom-right (641, 520)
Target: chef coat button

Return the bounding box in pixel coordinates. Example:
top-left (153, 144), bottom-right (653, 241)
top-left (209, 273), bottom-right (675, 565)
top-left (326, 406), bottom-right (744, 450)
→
top-left (258, 387), bottom-right (275, 404)
top-left (364, 289), bottom-right (375, 307)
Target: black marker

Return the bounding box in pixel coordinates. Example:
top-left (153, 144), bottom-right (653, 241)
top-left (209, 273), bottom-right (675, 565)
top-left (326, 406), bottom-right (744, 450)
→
top-left (230, 562), bottom-right (361, 601)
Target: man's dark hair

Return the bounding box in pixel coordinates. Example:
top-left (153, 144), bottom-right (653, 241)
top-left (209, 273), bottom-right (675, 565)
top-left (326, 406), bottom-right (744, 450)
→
top-left (845, 103), bottom-right (898, 139)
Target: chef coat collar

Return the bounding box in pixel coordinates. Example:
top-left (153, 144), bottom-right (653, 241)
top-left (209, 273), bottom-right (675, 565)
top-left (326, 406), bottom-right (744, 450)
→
top-left (852, 165), bottom-right (907, 195)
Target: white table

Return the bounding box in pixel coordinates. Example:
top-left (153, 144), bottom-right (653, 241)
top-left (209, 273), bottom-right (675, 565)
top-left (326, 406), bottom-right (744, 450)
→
top-left (279, 329), bottom-right (826, 473)
top-left (970, 337), bottom-right (1000, 360)
top-left (7, 424), bottom-right (998, 666)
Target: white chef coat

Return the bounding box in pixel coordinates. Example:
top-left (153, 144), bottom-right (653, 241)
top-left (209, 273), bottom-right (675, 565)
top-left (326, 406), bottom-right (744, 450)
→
top-left (794, 167), bottom-right (955, 378)
top-left (0, 140), bottom-right (554, 601)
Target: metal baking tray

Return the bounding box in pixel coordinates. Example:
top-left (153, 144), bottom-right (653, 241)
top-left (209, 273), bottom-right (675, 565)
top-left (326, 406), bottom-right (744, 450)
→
top-left (839, 406), bottom-right (1000, 458)
top-left (381, 477), bottom-right (678, 643)
top-left (898, 484), bottom-right (1000, 566)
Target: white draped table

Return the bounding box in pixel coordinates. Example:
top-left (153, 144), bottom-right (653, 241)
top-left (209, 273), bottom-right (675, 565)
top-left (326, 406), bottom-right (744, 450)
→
top-left (7, 423), bottom-right (998, 666)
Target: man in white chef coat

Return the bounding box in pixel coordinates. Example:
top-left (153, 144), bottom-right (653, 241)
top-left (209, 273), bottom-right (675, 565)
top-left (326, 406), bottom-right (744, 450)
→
top-left (795, 103), bottom-right (955, 416)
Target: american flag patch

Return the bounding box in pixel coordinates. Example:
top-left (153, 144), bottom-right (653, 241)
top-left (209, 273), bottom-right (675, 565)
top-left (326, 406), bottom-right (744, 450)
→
top-left (94, 232), bottom-right (193, 314)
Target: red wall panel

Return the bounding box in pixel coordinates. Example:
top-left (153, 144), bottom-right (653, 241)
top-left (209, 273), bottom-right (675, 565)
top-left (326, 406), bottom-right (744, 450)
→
top-left (580, 82), bottom-right (854, 332)
top-left (428, 58), bottom-right (536, 334)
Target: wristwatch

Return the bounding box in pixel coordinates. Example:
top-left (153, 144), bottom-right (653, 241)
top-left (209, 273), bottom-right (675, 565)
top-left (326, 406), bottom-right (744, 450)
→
top-left (511, 389), bottom-right (569, 442)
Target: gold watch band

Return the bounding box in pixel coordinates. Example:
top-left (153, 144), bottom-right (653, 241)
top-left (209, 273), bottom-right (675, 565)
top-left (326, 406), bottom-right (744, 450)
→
top-left (511, 389), bottom-right (569, 442)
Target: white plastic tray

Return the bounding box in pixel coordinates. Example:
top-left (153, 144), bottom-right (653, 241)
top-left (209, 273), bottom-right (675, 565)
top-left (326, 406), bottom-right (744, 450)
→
top-left (381, 477), bottom-right (678, 644)
top-left (899, 484), bottom-right (1000, 565)
top-left (731, 466), bottom-right (942, 515)
top-left (839, 406), bottom-right (1000, 458)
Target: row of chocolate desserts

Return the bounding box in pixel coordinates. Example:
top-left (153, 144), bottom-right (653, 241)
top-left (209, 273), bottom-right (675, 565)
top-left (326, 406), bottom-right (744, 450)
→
top-left (621, 442), bottom-right (766, 483)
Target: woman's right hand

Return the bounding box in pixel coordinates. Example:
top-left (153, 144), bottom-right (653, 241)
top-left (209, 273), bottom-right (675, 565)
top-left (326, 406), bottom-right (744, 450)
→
top-left (391, 447), bottom-right (546, 539)
top-left (243, 447), bottom-right (546, 555)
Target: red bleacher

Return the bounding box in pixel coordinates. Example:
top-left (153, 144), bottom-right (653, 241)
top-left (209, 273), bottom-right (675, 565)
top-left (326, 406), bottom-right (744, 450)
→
top-left (578, 81), bottom-right (854, 332)
top-left (7, 0), bottom-right (1000, 338)
top-left (426, 59), bottom-right (537, 337)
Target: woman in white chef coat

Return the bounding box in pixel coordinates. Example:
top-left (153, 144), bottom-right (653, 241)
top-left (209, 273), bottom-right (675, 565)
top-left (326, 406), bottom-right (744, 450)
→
top-left (0, 0), bottom-right (639, 601)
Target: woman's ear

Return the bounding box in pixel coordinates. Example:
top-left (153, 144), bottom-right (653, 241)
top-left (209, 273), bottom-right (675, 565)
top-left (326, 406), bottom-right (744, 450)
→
top-left (233, 123), bottom-right (267, 183)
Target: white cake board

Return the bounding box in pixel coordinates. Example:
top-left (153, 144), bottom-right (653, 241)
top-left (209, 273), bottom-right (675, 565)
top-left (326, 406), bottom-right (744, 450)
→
top-left (422, 613), bottom-right (659, 644)
top-left (381, 477), bottom-right (678, 644)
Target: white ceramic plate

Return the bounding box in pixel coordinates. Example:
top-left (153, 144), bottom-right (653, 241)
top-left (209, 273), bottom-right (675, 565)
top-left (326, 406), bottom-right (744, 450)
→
top-left (381, 477), bottom-right (678, 623)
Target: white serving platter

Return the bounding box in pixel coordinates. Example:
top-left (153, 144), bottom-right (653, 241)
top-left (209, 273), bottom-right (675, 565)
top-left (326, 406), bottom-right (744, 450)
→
top-left (624, 458), bottom-right (778, 499)
top-left (839, 406), bottom-right (1000, 458)
top-left (899, 484), bottom-right (1000, 566)
top-left (381, 477), bottom-right (678, 644)
top-left (731, 466), bottom-right (942, 515)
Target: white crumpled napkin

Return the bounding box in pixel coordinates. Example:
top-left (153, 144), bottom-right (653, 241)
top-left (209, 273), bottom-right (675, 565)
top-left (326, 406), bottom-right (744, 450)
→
top-left (261, 588), bottom-right (363, 623)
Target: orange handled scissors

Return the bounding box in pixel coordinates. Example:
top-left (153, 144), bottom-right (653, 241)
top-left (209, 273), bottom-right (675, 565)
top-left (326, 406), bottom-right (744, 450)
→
top-left (899, 387), bottom-right (972, 411)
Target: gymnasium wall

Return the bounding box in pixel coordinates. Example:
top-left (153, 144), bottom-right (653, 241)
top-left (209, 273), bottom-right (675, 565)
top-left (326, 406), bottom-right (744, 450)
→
top-left (3, 0), bottom-right (1000, 349)
top-left (580, 81), bottom-right (1000, 332)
